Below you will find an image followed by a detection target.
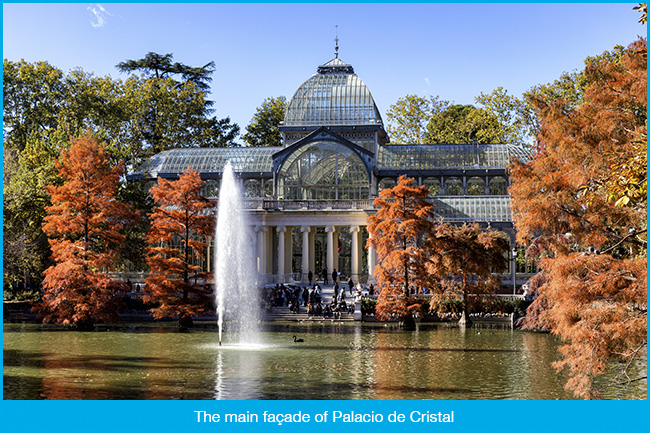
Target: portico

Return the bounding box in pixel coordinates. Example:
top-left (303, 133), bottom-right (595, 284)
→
top-left (251, 210), bottom-right (375, 284)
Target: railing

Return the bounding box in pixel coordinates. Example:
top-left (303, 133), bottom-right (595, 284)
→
top-left (244, 199), bottom-right (375, 211)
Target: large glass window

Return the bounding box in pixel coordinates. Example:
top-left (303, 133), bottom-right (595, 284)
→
top-left (203, 180), bottom-right (219, 198)
top-left (467, 177), bottom-right (486, 196)
top-left (379, 178), bottom-right (396, 191)
top-left (424, 177), bottom-right (441, 196)
top-left (243, 179), bottom-right (261, 197)
top-left (444, 177), bottom-right (463, 195)
top-left (278, 141), bottom-right (370, 200)
top-left (264, 179), bottom-right (274, 197)
top-left (489, 176), bottom-right (508, 195)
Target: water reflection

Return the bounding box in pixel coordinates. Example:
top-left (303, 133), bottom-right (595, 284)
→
top-left (3, 323), bottom-right (645, 400)
top-left (212, 345), bottom-right (264, 399)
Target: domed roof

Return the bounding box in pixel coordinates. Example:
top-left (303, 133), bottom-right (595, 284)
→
top-left (284, 56), bottom-right (383, 127)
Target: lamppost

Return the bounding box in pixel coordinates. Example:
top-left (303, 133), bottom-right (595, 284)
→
top-left (511, 247), bottom-right (518, 296)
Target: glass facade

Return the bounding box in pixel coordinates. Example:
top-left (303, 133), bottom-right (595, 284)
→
top-left (278, 141), bottom-right (370, 200)
top-left (132, 147), bottom-right (279, 178)
top-left (377, 144), bottom-right (529, 170)
top-left (432, 197), bottom-right (512, 222)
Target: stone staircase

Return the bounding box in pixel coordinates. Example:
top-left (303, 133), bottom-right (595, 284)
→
top-left (260, 283), bottom-right (358, 322)
top-left (261, 306), bottom-right (355, 322)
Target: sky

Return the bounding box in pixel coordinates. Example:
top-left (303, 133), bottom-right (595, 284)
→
top-left (2, 2), bottom-right (645, 141)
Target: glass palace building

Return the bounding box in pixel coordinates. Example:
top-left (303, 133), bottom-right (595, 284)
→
top-left (130, 54), bottom-right (533, 290)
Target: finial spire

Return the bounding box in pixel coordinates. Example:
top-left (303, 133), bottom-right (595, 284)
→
top-left (334, 25), bottom-right (339, 59)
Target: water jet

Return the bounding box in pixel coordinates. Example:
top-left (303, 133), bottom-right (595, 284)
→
top-left (214, 161), bottom-right (260, 346)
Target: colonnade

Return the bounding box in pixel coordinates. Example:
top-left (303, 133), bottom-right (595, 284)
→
top-left (254, 224), bottom-right (376, 284)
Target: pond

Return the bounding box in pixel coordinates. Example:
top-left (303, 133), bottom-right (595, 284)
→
top-left (3, 322), bottom-right (645, 400)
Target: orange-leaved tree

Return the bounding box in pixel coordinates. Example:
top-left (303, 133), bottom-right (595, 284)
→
top-left (367, 175), bottom-right (435, 326)
top-left (426, 223), bottom-right (509, 324)
top-left (39, 133), bottom-right (134, 330)
top-left (145, 168), bottom-right (214, 329)
top-left (510, 38), bottom-right (647, 398)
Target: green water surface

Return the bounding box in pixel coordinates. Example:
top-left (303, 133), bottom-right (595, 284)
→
top-left (3, 322), bottom-right (645, 400)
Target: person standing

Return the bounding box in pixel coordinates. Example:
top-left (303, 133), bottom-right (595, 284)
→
top-left (323, 267), bottom-right (329, 285)
top-left (332, 269), bottom-right (338, 284)
top-left (308, 270), bottom-right (313, 285)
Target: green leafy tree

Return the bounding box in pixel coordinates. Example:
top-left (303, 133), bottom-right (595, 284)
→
top-left (427, 104), bottom-right (505, 144)
top-left (475, 87), bottom-right (535, 146)
top-left (2, 59), bottom-right (65, 152)
top-left (3, 136), bottom-right (61, 296)
top-left (242, 96), bottom-right (287, 147)
top-left (116, 52), bottom-right (239, 153)
top-left (386, 94), bottom-right (449, 144)
top-left (116, 52), bottom-right (216, 91)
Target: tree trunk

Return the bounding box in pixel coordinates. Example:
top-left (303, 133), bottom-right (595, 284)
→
top-left (177, 313), bottom-right (193, 331)
top-left (400, 312), bottom-right (417, 330)
top-left (75, 317), bottom-right (95, 331)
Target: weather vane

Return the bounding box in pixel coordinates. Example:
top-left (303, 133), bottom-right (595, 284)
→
top-left (334, 25), bottom-right (339, 59)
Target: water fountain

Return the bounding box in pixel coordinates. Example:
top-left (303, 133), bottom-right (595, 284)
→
top-left (214, 161), bottom-right (260, 346)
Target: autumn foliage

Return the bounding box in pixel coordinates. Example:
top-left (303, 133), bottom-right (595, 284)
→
top-left (38, 133), bottom-right (133, 330)
top-left (368, 175), bottom-right (509, 324)
top-left (145, 168), bottom-right (214, 328)
top-left (426, 223), bottom-right (508, 318)
top-left (510, 39), bottom-right (647, 398)
top-left (367, 176), bottom-right (435, 323)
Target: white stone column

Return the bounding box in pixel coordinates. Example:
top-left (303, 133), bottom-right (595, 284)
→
top-left (301, 226), bottom-right (310, 282)
top-left (350, 225), bottom-right (360, 281)
top-left (367, 227), bottom-right (376, 279)
top-left (277, 226), bottom-right (286, 283)
top-left (325, 225), bottom-right (335, 277)
top-left (256, 225), bottom-right (268, 276)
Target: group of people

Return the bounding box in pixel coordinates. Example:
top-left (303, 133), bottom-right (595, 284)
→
top-left (263, 278), bottom-right (377, 319)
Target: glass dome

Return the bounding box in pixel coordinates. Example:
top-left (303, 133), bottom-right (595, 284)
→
top-left (284, 58), bottom-right (383, 127)
top-left (278, 140), bottom-right (370, 200)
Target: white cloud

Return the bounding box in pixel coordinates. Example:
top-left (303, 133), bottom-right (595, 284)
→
top-left (424, 77), bottom-right (431, 87)
top-left (88, 4), bottom-right (111, 28)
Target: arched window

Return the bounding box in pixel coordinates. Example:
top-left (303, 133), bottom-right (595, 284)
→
top-left (423, 177), bottom-right (441, 196)
top-left (243, 179), bottom-right (261, 198)
top-left (467, 177), bottom-right (486, 196)
top-left (278, 141), bottom-right (370, 200)
top-left (203, 179), bottom-right (219, 198)
top-left (379, 178), bottom-right (396, 191)
top-left (264, 179), bottom-right (274, 197)
top-left (444, 177), bottom-right (463, 195)
top-left (489, 176), bottom-right (508, 195)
